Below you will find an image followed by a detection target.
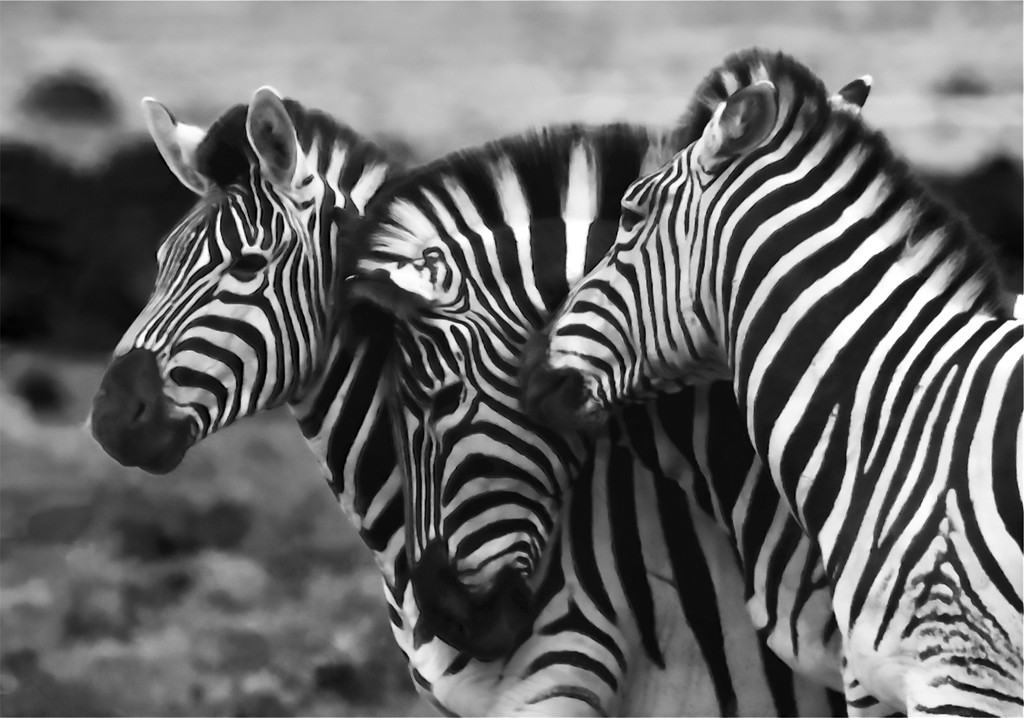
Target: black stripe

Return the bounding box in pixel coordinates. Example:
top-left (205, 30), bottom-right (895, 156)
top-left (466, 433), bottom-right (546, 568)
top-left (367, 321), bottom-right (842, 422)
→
top-left (539, 599), bottom-right (627, 674)
top-left (569, 451), bottom-right (615, 619)
top-left (757, 637), bottom-right (796, 718)
top-left (655, 475), bottom-right (736, 712)
top-left (326, 326), bottom-right (393, 494)
top-left (914, 706), bottom-right (1001, 717)
top-left (525, 651), bottom-right (618, 693)
top-left (606, 443), bottom-right (662, 668)
top-left (360, 491), bottom-right (403, 554)
top-left (932, 675), bottom-right (1024, 706)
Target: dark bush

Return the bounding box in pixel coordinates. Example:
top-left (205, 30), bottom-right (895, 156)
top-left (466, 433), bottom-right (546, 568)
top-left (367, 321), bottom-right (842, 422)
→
top-left (0, 142), bottom-right (87, 342)
top-left (12, 368), bottom-right (67, 416)
top-left (0, 138), bottom-right (195, 351)
top-left (921, 154), bottom-right (1024, 292)
top-left (19, 69), bottom-right (119, 125)
top-left (932, 68), bottom-right (992, 97)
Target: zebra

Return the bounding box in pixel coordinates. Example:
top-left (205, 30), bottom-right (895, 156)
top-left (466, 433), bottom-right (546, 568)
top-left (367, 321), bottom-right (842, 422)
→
top-left (346, 79), bottom-right (877, 696)
top-left (89, 87), bottom-right (839, 715)
top-left (521, 47), bottom-right (1023, 716)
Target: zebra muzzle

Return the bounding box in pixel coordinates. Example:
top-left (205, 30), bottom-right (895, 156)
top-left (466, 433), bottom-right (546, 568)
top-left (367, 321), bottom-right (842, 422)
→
top-left (519, 329), bottom-right (610, 432)
top-left (410, 539), bottom-right (536, 661)
top-left (91, 348), bottom-right (194, 474)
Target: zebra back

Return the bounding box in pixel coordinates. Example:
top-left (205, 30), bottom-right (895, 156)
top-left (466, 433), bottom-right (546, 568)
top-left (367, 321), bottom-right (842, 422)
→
top-left (524, 47), bottom-right (1023, 715)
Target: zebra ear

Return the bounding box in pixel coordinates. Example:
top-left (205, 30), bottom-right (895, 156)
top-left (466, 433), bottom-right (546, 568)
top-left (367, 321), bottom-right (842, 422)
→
top-left (141, 98), bottom-right (210, 195)
top-left (700, 81), bottom-right (778, 167)
top-left (246, 86), bottom-right (307, 190)
top-left (830, 75), bottom-right (873, 114)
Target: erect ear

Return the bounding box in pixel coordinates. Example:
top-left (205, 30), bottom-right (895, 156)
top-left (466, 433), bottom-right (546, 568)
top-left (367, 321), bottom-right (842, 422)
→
top-left (699, 81), bottom-right (778, 168)
top-left (830, 75), bottom-right (873, 114)
top-left (245, 86), bottom-right (307, 190)
top-left (141, 97), bottom-right (210, 195)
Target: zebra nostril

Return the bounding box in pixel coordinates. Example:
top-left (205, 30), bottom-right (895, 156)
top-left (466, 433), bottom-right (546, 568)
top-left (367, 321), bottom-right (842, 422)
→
top-left (128, 396), bottom-right (149, 425)
top-left (93, 348), bottom-right (166, 431)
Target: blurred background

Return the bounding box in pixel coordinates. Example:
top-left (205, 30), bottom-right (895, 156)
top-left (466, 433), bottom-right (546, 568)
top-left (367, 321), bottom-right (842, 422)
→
top-left (1, 2), bottom-right (1021, 716)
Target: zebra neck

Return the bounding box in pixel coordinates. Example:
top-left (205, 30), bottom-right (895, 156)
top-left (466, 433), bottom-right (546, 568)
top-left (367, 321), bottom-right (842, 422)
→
top-left (287, 317), bottom-right (406, 581)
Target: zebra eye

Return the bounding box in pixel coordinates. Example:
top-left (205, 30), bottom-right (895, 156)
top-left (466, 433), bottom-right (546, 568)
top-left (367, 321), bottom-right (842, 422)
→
top-left (621, 206), bottom-right (645, 232)
top-left (432, 383), bottom-right (464, 419)
top-left (229, 254), bottom-right (268, 280)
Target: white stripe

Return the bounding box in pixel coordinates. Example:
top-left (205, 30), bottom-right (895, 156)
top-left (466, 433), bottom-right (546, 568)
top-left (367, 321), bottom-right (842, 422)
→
top-left (494, 157), bottom-right (548, 313)
top-left (563, 142), bottom-right (597, 287)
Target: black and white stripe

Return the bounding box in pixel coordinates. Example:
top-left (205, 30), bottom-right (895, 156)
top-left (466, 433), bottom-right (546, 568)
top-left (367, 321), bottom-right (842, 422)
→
top-left (531, 48), bottom-right (1022, 715)
top-left (350, 124), bottom-right (846, 712)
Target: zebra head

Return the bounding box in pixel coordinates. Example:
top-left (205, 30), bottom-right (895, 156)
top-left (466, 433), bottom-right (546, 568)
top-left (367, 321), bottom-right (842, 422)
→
top-left (91, 88), bottom-right (390, 473)
top-left (522, 64), bottom-right (875, 431)
top-left (346, 226), bottom-right (583, 661)
top-left (348, 237), bottom-right (582, 662)
top-left (345, 126), bottom-right (674, 659)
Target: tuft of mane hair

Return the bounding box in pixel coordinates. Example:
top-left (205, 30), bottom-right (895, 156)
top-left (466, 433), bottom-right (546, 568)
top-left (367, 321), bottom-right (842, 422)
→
top-left (195, 104), bottom-right (251, 188)
top-left (349, 122), bottom-right (683, 268)
top-left (194, 99), bottom-right (392, 192)
top-left (677, 47), bottom-right (1010, 317)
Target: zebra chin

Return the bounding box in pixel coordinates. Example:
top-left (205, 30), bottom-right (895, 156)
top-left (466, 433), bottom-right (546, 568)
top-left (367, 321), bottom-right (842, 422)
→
top-left (519, 333), bottom-right (609, 433)
top-left (410, 540), bottom-right (537, 661)
top-left (91, 348), bottom-right (197, 475)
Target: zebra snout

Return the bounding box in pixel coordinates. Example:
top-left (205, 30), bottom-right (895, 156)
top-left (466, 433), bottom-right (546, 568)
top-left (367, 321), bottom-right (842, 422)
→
top-left (411, 540), bottom-right (535, 661)
top-left (91, 348), bottom-right (193, 475)
top-left (519, 328), bottom-right (609, 432)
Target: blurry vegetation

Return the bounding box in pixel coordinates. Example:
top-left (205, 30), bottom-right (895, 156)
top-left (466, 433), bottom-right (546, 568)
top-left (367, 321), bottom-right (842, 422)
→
top-left (920, 155), bottom-right (1023, 292)
top-left (0, 3), bottom-right (1021, 716)
top-left (20, 69), bottom-right (118, 124)
top-left (0, 69), bottom-right (195, 350)
top-left (1, 356), bottom-right (423, 717)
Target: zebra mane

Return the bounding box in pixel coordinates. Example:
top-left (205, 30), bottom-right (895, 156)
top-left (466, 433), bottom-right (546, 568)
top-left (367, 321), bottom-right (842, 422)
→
top-left (351, 123), bottom-right (681, 268)
top-left (194, 99), bottom-right (391, 193)
top-left (679, 47), bottom-right (1008, 315)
